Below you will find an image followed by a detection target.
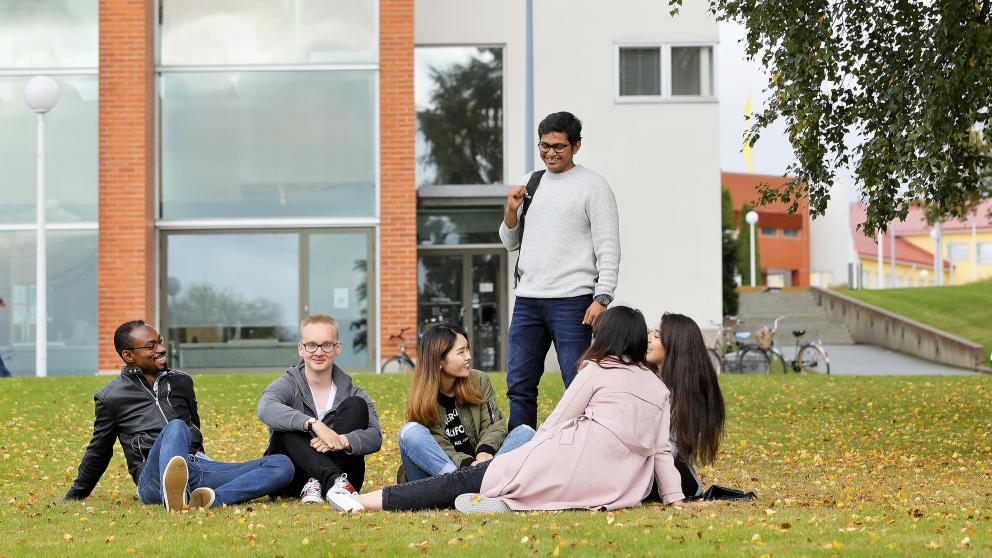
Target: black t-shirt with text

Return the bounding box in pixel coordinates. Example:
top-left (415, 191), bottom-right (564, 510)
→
top-left (438, 393), bottom-right (475, 457)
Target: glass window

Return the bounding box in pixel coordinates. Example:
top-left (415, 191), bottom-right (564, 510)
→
top-left (761, 227), bottom-right (777, 236)
top-left (165, 233), bottom-right (300, 369)
top-left (0, 75), bottom-right (98, 224)
top-left (0, 230), bottom-right (98, 376)
top-left (415, 47), bottom-right (503, 186)
top-left (307, 231), bottom-right (372, 370)
top-left (618, 47), bottom-right (661, 96)
top-left (947, 242), bottom-right (968, 261)
top-left (978, 243), bottom-right (992, 265)
top-left (782, 228), bottom-right (800, 238)
top-left (672, 46), bottom-right (713, 96)
top-left (160, 0), bottom-right (377, 66)
top-left (160, 71), bottom-right (376, 220)
top-left (417, 208), bottom-right (503, 245)
top-left (0, 1), bottom-right (98, 69)
top-left (418, 254), bottom-right (464, 330)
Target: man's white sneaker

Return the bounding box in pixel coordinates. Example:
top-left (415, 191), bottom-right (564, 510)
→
top-left (188, 487), bottom-right (215, 509)
top-left (300, 478), bottom-right (324, 504)
top-left (162, 455), bottom-right (188, 512)
top-left (327, 473), bottom-right (358, 496)
top-left (454, 493), bottom-right (512, 514)
top-left (325, 491), bottom-right (364, 513)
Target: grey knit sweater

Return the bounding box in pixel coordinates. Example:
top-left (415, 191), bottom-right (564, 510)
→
top-left (499, 164), bottom-right (620, 299)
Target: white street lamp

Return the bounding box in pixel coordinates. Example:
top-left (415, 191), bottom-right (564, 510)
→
top-left (24, 75), bottom-right (59, 378)
top-left (745, 210), bottom-right (759, 287)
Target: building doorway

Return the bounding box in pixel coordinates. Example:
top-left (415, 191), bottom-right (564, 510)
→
top-left (418, 249), bottom-right (507, 371)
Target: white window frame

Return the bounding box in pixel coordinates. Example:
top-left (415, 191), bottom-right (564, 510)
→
top-left (614, 42), bottom-right (717, 104)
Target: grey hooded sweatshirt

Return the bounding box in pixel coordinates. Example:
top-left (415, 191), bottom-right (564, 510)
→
top-left (257, 361), bottom-right (382, 456)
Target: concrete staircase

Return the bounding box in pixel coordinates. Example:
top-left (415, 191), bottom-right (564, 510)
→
top-left (738, 289), bottom-right (854, 345)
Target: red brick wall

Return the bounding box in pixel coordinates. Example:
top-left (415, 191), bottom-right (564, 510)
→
top-left (378, 0), bottom-right (418, 361)
top-left (97, 0), bottom-right (156, 372)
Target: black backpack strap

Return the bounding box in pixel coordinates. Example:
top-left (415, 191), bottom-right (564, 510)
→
top-left (513, 170), bottom-right (546, 288)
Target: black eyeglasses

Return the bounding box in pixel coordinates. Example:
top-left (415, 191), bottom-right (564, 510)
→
top-left (129, 338), bottom-right (165, 352)
top-left (538, 142), bottom-right (571, 153)
top-left (301, 341), bottom-right (341, 353)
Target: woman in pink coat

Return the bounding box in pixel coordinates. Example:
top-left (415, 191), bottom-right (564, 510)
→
top-left (328, 306), bottom-right (691, 513)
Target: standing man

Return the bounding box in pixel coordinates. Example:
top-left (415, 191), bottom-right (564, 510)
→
top-left (0, 297), bottom-right (10, 377)
top-left (500, 112), bottom-right (620, 431)
top-left (257, 314), bottom-right (382, 504)
top-left (64, 320), bottom-right (295, 510)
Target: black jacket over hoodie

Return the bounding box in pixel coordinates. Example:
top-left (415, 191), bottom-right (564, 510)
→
top-left (64, 366), bottom-right (203, 500)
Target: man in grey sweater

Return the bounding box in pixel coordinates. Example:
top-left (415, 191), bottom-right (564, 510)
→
top-left (257, 314), bottom-right (382, 504)
top-left (500, 112), bottom-right (620, 431)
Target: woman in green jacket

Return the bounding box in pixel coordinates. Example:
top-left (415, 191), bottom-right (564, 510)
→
top-left (398, 323), bottom-right (534, 482)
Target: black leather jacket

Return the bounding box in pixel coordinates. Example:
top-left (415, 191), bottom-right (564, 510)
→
top-left (65, 367), bottom-right (204, 500)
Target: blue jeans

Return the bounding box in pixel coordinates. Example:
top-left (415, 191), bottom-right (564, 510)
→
top-left (398, 422), bottom-right (536, 482)
top-left (137, 419), bottom-right (294, 507)
top-left (506, 295), bottom-right (593, 431)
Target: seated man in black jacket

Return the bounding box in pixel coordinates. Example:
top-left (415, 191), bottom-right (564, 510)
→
top-left (64, 320), bottom-right (294, 511)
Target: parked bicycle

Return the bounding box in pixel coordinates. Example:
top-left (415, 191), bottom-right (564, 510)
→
top-left (380, 327), bottom-right (415, 374)
top-left (709, 316), bottom-right (756, 374)
top-left (785, 328), bottom-right (831, 375)
top-left (736, 316), bottom-right (788, 374)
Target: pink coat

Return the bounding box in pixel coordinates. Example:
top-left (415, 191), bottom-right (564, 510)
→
top-left (480, 361), bottom-right (685, 510)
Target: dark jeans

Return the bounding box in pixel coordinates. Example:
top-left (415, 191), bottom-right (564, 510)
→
top-left (506, 294), bottom-right (593, 430)
top-left (382, 460), bottom-right (491, 511)
top-left (266, 395), bottom-right (369, 495)
top-left (137, 419), bottom-right (295, 507)
top-left (0, 353), bottom-right (10, 377)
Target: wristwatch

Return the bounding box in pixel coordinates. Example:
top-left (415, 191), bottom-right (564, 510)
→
top-left (593, 294), bottom-right (613, 307)
top-left (305, 418), bottom-right (316, 432)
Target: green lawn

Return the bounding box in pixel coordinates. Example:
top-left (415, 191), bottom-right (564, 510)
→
top-left (840, 281), bottom-right (992, 358)
top-left (1, 373), bottom-right (990, 557)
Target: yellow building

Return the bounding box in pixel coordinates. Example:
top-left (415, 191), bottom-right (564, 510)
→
top-left (892, 199), bottom-right (992, 285)
top-left (851, 203), bottom-right (951, 289)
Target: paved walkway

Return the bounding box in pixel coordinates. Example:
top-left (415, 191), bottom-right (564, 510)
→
top-left (779, 344), bottom-right (976, 376)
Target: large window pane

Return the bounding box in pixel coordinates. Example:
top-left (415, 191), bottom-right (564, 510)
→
top-left (417, 208), bottom-right (502, 245)
top-left (0, 75), bottom-right (98, 223)
top-left (0, 1), bottom-right (98, 69)
top-left (415, 47), bottom-right (503, 186)
top-left (672, 46), bottom-right (712, 96)
top-left (418, 254), bottom-right (464, 331)
top-left (161, 0), bottom-right (377, 66)
top-left (160, 71), bottom-right (376, 219)
top-left (618, 47), bottom-right (660, 96)
top-left (165, 233), bottom-right (300, 369)
top-left (0, 230), bottom-right (97, 376)
top-left (307, 231), bottom-right (372, 370)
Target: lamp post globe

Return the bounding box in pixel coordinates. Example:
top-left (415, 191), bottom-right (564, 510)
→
top-left (24, 76), bottom-right (59, 113)
top-left (745, 210), bottom-right (759, 225)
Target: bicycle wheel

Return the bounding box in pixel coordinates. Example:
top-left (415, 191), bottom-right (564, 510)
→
top-left (769, 349), bottom-right (789, 375)
top-left (707, 348), bottom-right (724, 375)
top-left (380, 356), bottom-right (415, 374)
top-left (737, 346), bottom-right (771, 374)
top-left (797, 344), bottom-right (831, 375)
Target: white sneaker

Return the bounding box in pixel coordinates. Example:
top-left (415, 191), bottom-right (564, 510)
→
top-left (188, 487), bottom-right (215, 509)
top-left (326, 491), bottom-right (364, 513)
top-left (162, 455), bottom-right (188, 512)
top-left (300, 478), bottom-right (324, 504)
top-left (454, 493), bottom-right (512, 514)
top-left (327, 473), bottom-right (358, 496)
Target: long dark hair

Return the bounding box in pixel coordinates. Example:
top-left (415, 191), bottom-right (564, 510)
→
top-left (406, 323), bottom-right (483, 426)
top-left (579, 306), bottom-right (651, 370)
top-left (656, 313), bottom-right (725, 466)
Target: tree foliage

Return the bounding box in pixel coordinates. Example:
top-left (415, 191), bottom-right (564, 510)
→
top-left (722, 187), bottom-right (740, 315)
top-left (417, 48), bottom-right (503, 185)
top-left (674, 0), bottom-right (992, 235)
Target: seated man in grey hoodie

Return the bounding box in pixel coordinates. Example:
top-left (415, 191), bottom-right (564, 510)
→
top-left (258, 314), bottom-right (382, 504)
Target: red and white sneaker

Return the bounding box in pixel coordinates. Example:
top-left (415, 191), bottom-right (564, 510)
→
top-left (327, 474), bottom-right (358, 496)
top-left (300, 478), bottom-right (323, 504)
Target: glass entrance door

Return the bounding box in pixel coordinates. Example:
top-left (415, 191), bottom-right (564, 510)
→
top-left (417, 249), bottom-right (506, 371)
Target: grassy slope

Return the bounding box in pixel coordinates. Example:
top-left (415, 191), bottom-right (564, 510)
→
top-left (841, 281), bottom-right (992, 357)
top-left (0, 373), bottom-right (989, 557)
